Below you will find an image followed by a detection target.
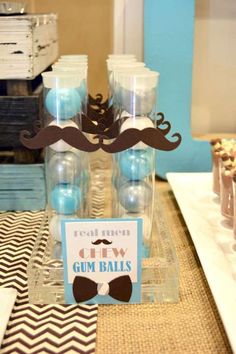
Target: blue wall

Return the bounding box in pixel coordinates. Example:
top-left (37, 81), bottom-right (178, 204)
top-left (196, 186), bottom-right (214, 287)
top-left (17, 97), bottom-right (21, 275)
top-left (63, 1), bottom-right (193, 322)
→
top-left (144, 0), bottom-right (211, 179)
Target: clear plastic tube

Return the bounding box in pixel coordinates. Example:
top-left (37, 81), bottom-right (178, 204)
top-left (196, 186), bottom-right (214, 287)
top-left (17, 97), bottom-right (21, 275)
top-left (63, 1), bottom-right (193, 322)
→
top-left (42, 71), bottom-right (90, 243)
top-left (112, 71), bottom-right (159, 258)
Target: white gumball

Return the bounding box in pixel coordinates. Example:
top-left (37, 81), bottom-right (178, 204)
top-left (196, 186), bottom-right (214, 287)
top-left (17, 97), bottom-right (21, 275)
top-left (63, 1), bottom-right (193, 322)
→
top-left (121, 213), bottom-right (152, 242)
top-left (49, 120), bottom-right (78, 152)
top-left (120, 116), bottom-right (154, 149)
top-left (49, 214), bottom-right (76, 242)
top-left (48, 150), bottom-right (82, 185)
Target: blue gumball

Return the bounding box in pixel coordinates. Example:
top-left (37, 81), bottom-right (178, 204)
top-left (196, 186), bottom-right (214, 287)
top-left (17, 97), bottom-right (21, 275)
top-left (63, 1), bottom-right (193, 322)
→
top-left (50, 184), bottom-right (81, 214)
top-left (45, 88), bottom-right (81, 119)
top-left (119, 149), bottom-right (153, 180)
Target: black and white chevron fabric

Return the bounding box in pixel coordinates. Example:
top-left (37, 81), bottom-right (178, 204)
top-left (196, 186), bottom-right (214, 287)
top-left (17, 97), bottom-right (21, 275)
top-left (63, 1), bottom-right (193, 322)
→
top-left (0, 211), bottom-right (98, 354)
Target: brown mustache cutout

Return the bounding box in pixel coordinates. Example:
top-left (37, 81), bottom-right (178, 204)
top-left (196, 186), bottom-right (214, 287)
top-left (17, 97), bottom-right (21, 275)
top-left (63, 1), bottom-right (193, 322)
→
top-left (21, 88), bottom-right (182, 154)
top-left (86, 94), bottom-right (109, 123)
top-left (20, 126), bottom-right (99, 152)
top-left (20, 124), bottom-right (181, 153)
top-left (82, 111), bottom-right (172, 141)
top-left (82, 114), bottom-right (122, 138)
top-left (86, 106), bottom-right (104, 123)
top-left (101, 128), bottom-right (181, 153)
top-left (88, 93), bottom-right (109, 111)
top-left (33, 119), bottom-right (43, 133)
top-left (82, 107), bottom-right (115, 135)
top-left (155, 112), bottom-right (171, 135)
top-left (103, 114), bottom-right (172, 140)
top-left (91, 239), bottom-right (112, 245)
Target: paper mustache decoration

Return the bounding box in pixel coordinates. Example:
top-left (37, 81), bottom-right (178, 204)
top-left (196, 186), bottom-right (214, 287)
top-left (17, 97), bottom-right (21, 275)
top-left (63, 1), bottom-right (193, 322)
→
top-left (20, 95), bottom-right (182, 153)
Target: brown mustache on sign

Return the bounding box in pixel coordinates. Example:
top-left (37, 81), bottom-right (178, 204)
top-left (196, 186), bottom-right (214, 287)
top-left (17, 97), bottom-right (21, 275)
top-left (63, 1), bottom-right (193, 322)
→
top-left (20, 112), bottom-right (182, 153)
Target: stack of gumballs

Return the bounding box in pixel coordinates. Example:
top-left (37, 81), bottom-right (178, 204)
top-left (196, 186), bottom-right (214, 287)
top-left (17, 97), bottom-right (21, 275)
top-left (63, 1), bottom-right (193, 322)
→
top-left (42, 54), bottom-right (89, 244)
top-left (211, 138), bottom-right (236, 237)
top-left (107, 54), bottom-right (160, 257)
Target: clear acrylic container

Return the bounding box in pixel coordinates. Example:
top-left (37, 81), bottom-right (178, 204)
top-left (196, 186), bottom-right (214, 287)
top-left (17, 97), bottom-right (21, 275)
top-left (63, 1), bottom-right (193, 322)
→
top-left (27, 66), bottom-right (179, 305)
top-left (27, 152), bottom-right (179, 304)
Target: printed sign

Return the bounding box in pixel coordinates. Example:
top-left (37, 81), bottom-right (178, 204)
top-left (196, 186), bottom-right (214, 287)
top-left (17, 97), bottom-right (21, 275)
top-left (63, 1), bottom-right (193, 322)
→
top-left (61, 218), bottom-right (142, 304)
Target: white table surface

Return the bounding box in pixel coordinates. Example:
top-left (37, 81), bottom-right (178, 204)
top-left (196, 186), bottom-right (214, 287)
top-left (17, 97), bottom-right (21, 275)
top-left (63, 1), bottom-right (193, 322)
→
top-left (167, 172), bottom-right (236, 354)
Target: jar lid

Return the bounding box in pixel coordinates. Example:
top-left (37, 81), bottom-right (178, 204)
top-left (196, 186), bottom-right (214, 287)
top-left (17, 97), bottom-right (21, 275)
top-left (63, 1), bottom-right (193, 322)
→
top-left (118, 71), bottom-right (160, 91)
top-left (106, 58), bottom-right (137, 71)
top-left (108, 54), bottom-right (136, 59)
top-left (57, 60), bottom-right (88, 67)
top-left (60, 54), bottom-right (88, 59)
top-left (111, 61), bottom-right (146, 72)
top-left (41, 71), bottom-right (82, 89)
top-left (52, 65), bottom-right (87, 81)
